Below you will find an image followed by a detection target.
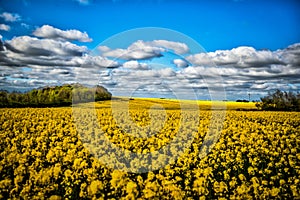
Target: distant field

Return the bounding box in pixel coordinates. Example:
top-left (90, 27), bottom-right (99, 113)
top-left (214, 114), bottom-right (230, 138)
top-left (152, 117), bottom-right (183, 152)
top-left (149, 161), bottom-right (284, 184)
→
top-left (94, 97), bottom-right (258, 111)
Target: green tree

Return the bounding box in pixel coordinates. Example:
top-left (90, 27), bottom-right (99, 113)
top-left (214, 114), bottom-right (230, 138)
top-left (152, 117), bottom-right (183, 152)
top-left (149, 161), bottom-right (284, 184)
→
top-left (256, 89), bottom-right (300, 111)
top-left (0, 84), bottom-right (111, 107)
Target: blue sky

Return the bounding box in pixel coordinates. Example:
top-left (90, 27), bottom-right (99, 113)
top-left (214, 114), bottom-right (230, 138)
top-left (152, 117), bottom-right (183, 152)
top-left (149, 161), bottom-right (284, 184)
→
top-left (0, 0), bottom-right (299, 100)
top-left (1, 0), bottom-right (299, 51)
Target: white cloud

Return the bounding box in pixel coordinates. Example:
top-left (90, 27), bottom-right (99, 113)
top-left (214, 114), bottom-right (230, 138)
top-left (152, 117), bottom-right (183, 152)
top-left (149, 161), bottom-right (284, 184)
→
top-left (186, 46), bottom-right (282, 67)
top-left (1, 32), bottom-right (299, 100)
top-left (0, 24), bottom-right (10, 31)
top-left (173, 59), bottom-right (189, 68)
top-left (150, 40), bottom-right (189, 54)
top-left (33, 25), bottom-right (92, 42)
top-left (1, 35), bottom-right (119, 69)
top-left (21, 23), bottom-right (30, 29)
top-left (159, 68), bottom-right (176, 77)
top-left (80, 54), bottom-right (120, 68)
top-left (76, 0), bottom-right (90, 5)
top-left (0, 31), bottom-right (119, 90)
top-left (102, 39), bottom-right (190, 60)
top-left (103, 48), bottom-right (160, 60)
top-left (185, 53), bottom-right (213, 66)
top-left (0, 12), bottom-right (21, 22)
top-left (6, 36), bottom-right (87, 56)
top-left (102, 40), bottom-right (164, 60)
top-left (98, 45), bottom-right (111, 53)
top-left (100, 43), bottom-right (300, 99)
top-left (123, 60), bottom-right (149, 70)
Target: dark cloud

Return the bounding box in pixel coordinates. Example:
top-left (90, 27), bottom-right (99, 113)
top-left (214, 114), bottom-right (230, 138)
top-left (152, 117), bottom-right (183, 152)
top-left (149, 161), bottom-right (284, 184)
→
top-left (0, 38), bottom-right (4, 51)
top-left (278, 43), bottom-right (300, 67)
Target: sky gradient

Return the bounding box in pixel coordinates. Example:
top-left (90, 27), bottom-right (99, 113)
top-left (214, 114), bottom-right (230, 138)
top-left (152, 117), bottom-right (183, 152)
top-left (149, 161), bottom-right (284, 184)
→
top-left (0, 0), bottom-right (299, 100)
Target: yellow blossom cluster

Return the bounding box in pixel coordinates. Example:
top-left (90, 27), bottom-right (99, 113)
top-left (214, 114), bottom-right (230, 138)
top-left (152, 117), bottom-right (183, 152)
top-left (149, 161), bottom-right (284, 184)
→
top-left (0, 99), bottom-right (299, 199)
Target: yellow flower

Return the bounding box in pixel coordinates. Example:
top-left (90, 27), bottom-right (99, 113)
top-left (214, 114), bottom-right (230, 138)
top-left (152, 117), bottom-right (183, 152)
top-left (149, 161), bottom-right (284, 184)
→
top-left (52, 163), bottom-right (61, 178)
top-left (250, 177), bottom-right (260, 188)
top-left (48, 195), bottom-right (62, 200)
top-left (73, 158), bottom-right (82, 168)
top-left (214, 181), bottom-right (228, 193)
top-left (143, 181), bottom-right (159, 198)
top-left (262, 180), bottom-right (268, 186)
top-left (88, 180), bottom-right (103, 196)
top-left (290, 185), bottom-right (299, 197)
top-left (270, 187), bottom-right (280, 197)
top-left (126, 181), bottom-right (137, 194)
top-left (236, 183), bottom-right (249, 195)
top-left (279, 179), bottom-right (285, 186)
top-left (64, 169), bottom-right (72, 178)
top-left (223, 171), bottom-right (230, 181)
top-left (79, 182), bottom-right (87, 198)
top-left (238, 174), bottom-right (246, 182)
top-left (247, 166), bottom-right (255, 176)
top-left (193, 177), bottom-right (208, 195)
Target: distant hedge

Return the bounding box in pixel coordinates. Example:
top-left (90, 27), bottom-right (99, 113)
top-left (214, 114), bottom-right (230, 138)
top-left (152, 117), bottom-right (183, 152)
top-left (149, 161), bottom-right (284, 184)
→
top-left (0, 84), bottom-right (112, 108)
top-left (256, 90), bottom-right (300, 111)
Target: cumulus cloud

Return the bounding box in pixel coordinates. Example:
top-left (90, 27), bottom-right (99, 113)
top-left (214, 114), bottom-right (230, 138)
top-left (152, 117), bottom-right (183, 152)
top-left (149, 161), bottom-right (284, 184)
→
top-left (80, 55), bottom-right (120, 68)
top-left (1, 28), bottom-right (299, 100)
top-left (123, 60), bottom-right (149, 70)
top-left (0, 35), bottom-right (119, 68)
top-left (103, 67), bottom-right (179, 97)
top-left (6, 36), bottom-right (87, 56)
top-left (173, 59), bottom-right (189, 68)
top-left (101, 43), bottom-right (299, 99)
top-left (101, 40), bottom-right (190, 60)
top-left (98, 45), bottom-right (111, 53)
top-left (0, 30), bottom-right (121, 91)
top-left (277, 43), bottom-right (300, 67)
top-left (0, 24), bottom-right (10, 31)
top-left (0, 12), bottom-right (21, 22)
top-left (101, 40), bottom-right (163, 60)
top-left (33, 25), bottom-right (92, 42)
top-left (150, 40), bottom-right (189, 54)
top-left (186, 46), bottom-right (283, 67)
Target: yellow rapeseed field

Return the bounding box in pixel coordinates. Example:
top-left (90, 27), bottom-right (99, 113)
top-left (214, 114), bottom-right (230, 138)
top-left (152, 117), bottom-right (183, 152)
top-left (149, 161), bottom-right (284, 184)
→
top-left (0, 98), bottom-right (299, 199)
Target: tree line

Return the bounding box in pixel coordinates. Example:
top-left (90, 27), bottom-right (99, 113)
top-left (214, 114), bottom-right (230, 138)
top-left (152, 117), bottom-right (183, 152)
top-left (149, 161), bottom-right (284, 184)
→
top-left (256, 90), bottom-right (300, 111)
top-left (0, 84), bottom-right (112, 108)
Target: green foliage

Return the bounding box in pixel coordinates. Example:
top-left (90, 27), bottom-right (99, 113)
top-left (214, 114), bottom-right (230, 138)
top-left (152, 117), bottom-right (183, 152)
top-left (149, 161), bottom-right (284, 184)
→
top-left (0, 84), bottom-right (111, 107)
top-left (256, 89), bottom-right (300, 111)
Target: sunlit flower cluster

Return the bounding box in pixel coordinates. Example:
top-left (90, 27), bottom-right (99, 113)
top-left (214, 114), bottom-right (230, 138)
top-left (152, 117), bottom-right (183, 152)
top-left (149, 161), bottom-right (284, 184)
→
top-left (0, 100), bottom-right (299, 199)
